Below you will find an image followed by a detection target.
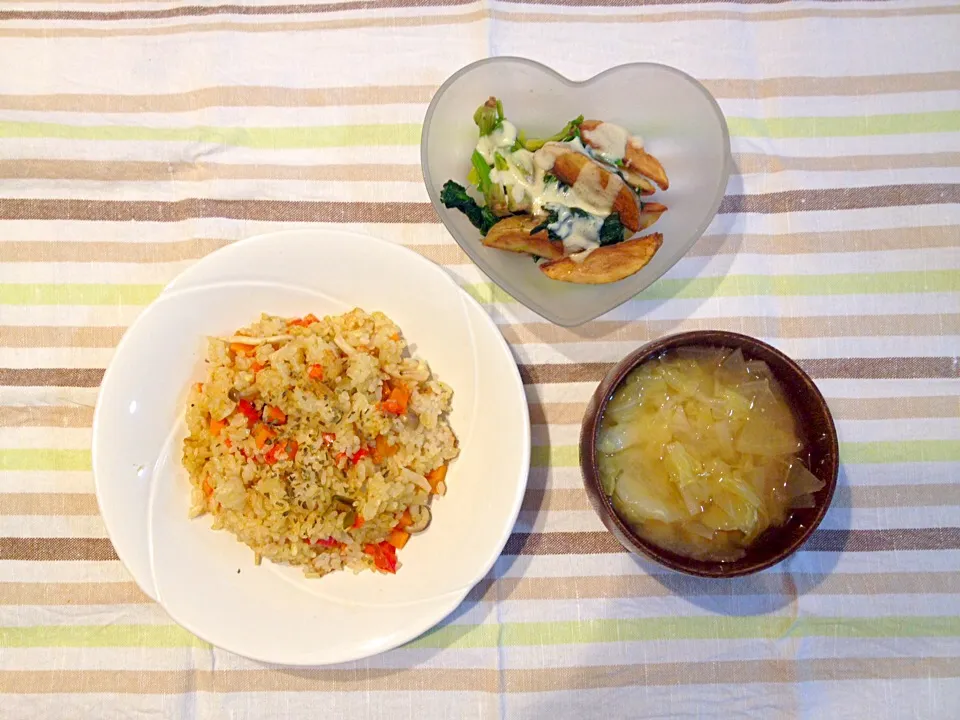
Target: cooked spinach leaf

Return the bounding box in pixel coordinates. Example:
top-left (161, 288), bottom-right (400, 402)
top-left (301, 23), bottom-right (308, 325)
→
top-left (440, 180), bottom-right (499, 235)
top-left (598, 213), bottom-right (626, 247)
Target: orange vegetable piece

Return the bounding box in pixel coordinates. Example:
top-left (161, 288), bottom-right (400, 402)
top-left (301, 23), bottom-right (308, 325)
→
top-left (364, 542), bottom-right (397, 573)
top-left (264, 405), bottom-right (287, 425)
top-left (230, 342), bottom-right (256, 357)
top-left (308, 364), bottom-right (324, 380)
top-left (375, 434), bottom-right (398, 460)
top-left (387, 528), bottom-right (410, 550)
top-left (202, 478), bottom-right (213, 497)
top-left (250, 361), bottom-right (265, 374)
top-left (195, 383), bottom-right (204, 393)
top-left (288, 314), bottom-right (319, 328)
top-left (287, 440), bottom-right (299, 461)
top-left (397, 509), bottom-right (413, 528)
top-left (209, 417), bottom-right (226, 436)
top-left (352, 514), bottom-right (365, 529)
top-left (253, 424), bottom-right (276, 450)
top-left (426, 464), bottom-right (448, 494)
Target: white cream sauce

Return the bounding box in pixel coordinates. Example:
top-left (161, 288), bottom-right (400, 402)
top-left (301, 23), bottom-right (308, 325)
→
top-left (475, 133), bottom-right (627, 260)
top-left (475, 120), bottom-right (518, 163)
top-left (581, 121), bottom-right (644, 164)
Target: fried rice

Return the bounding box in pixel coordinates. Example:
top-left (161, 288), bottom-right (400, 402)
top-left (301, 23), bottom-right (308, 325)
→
top-left (181, 308), bottom-right (459, 576)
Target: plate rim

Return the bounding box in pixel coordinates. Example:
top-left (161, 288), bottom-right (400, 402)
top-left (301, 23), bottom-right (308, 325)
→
top-left (420, 56), bottom-right (733, 327)
top-left (92, 228), bottom-right (531, 665)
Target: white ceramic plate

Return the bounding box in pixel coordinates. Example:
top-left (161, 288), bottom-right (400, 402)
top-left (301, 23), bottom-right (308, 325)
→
top-left (422, 57), bottom-right (732, 327)
top-left (92, 230), bottom-right (530, 665)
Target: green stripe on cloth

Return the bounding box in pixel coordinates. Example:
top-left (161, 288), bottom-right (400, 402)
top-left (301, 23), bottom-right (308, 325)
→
top-left (0, 111), bottom-right (958, 149)
top-left (728, 110), bottom-right (960, 138)
top-left (0, 449), bottom-right (91, 471)
top-left (530, 441), bottom-right (960, 468)
top-left (5, 270), bottom-right (955, 306)
top-left (463, 271), bottom-right (960, 305)
top-left (0, 284), bottom-right (163, 305)
top-left (3, 442), bottom-right (957, 472)
top-left (0, 121), bottom-right (422, 149)
top-left (3, 616), bottom-right (958, 649)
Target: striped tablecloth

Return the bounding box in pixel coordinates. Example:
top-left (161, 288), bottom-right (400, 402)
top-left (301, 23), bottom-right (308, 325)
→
top-left (1, 0), bottom-right (959, 717)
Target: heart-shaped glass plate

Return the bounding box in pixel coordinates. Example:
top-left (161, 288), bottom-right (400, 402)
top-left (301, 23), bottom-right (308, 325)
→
top-left (421, 57), bottom-right (732, 327)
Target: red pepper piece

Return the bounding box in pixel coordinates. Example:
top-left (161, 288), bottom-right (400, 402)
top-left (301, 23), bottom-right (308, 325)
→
top-left (363, 541), bottom-right (397, 574)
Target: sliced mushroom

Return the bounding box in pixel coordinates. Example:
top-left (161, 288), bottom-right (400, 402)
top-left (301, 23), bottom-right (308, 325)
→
top-left (406, 504), bottom-right (432, 534)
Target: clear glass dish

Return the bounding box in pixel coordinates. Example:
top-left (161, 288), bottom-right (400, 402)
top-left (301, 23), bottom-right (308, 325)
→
top-left (421, 57), bottom-right (732, 327)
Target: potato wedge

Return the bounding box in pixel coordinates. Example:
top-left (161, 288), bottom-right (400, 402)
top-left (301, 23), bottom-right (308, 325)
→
top-left (483, 215), bottom-right (564, 260)
top-left (580, 120), bottom-right (669, 192)
top-left (624, 144), bottom-right (669, 191)
top-left (638, 202), bottom-right (667, 231)
top-left (539, 233), bottom-right (663, 284)
top-left (549, 151), bottom-right (643, 232)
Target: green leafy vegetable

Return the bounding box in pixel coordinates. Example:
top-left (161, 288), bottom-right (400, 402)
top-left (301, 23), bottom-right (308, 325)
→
top-left (471, 150), bottom-right (492, 193)
top-left (599, 213), bottom-right (627, 247)
top-left (494, 152), bottom-right (510, 172)
top-left (523, 115), bottom-right (584, 151)
top-left (530, 208), bottom-right (559, 238)
top-left (440, 180), bottom-right (499, 236)
top-left (473, 98), bottom-right (504, 137)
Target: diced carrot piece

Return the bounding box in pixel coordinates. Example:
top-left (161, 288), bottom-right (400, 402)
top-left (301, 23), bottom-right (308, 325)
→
top-left (352, 514), bottom-right (365, 529)
top-left (230, 342), bottom-right (256, 357)
top-left (209, 417), bottom-right (226, 436)
top-left (195, 383), bottom-right (204, 393)
top-left (398, 509), bottom-right (413, 528)
top-left (202, 478), bottom-right (213, 497)
top-left (390, 332), bottom-right (400, 341)
top-left (376, 434), bottom-right (398, 460)
top-left (379, 399), bottom-right (404, 415)
top-left (224, 439), bottom-right (232, 448)
top-left (387, 528), bottom-right (410, 550)
top-left (308, 364), bottom-right (324, 380)
top-left (426, 464), bottom-right (448, 494)
top-left (263, 405), bottom-right (287, 425)
top-left (288, 314), bottom-right (319, 328)
top-left (253, 424), bottom-right (276, 450)
top-left (250, 361), bottom-right (265, 374)
top-left (287, 440), bottom-right (299, 461)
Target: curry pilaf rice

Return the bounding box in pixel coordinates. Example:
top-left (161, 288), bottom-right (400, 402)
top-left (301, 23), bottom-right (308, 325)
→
top-left (182, 308), bottom-right (459, 576)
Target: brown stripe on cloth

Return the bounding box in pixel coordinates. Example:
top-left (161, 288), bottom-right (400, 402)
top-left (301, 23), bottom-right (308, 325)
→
top-left (501, 315), bottom-right (960, 345)
top-left (0, 239), bottom-right (468, 266)
top-left (2, 357), bottom-right (957, 389)
top-left (720, 184), bottom-right (960, 214)
top-left (2, 185), bottom-right (957, 223)
top-left (2, 658), bottom-right (957, 694)
top-left (689, 225), bottom-right (960, 257)
top-left (2, 6), bottom-right (959, 40)
top-left (0, 494), bottom-right (100, 516)
top-left (0, 406), bottom-right (94, 428)
top-left (0, 199), bottom-right (437, 223)
top-left (467, 571), bottom-right (960, 602)
top-left (6, 314), bottom-right (954, 350)
top-left (2, 226), bottom-right (955, 266)
top-left (0, 159), bottom-right (423, 183)
top-left (0, 326), bottom-right (125, 348)
top-left (517, 357), bottom-right (960, 385)
top-left (0, 538), bottom-right (118, 561)
top-left (0, 582), bottom-right (149, 605)
top-left (0, 0), bottom-right (910, 22)
top-left (517, 485), bottom-right (960, 514)
top-left (0, 368), bottom-right (105, 387)
top-left (5, 529), bottom-right (960, 562)
top-left (502, 528), bottom-right (960, 556)
top-left (4, 73), bottom-right (960, 113)
top-left (5, 570), bottom-right (960, 606)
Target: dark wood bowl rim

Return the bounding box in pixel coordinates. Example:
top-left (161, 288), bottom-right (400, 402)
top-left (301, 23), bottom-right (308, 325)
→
top-left (579, 330), bottom-right (839, 578)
